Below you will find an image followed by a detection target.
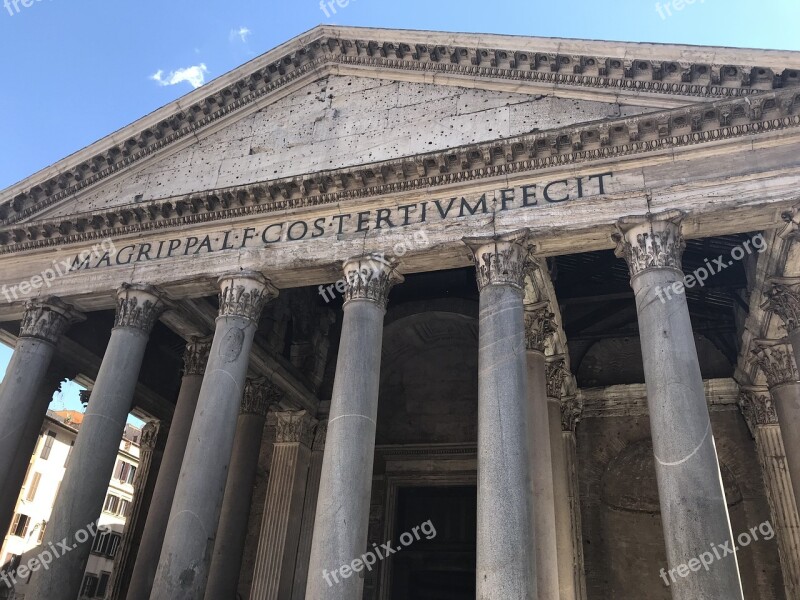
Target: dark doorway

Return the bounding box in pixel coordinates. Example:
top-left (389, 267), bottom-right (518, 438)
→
top-left (389, 485), bottom-right (476, 599)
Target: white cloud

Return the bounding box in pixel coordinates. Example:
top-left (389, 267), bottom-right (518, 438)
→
top-left (150, 63), bottom-right (209, 89)
top-left (230, 26), bottom-right (252, 43)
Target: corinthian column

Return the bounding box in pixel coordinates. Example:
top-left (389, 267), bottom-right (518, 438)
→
top-left (556, 392), bottom-right (588, 600)
top-left (27, 284), bottom-right (169, 600)
top-left (524, 306), bottom-right (559, 599)
top-left (740, 389), bottom-right (800, 598)
top-left (205, 378), bottom-right (279, 600)
top-left (151, 272), bottom-right (277, 600)
top-left (0, 298), bottom-right (83, 533)
top-left (614, 211), bottom-right (743, 599)
top-left (126, 337), bottom-right (212, 600)
top-left (250, 410), bottom-right (317, 600)
top-left (546, 358), bottom-right (580, 600)
top-left (463, 229), bottom-right (536, 600)
top-left (305, 255), bottom-right (402, 600)
top-left (752, 341), bottom-right (800, 514)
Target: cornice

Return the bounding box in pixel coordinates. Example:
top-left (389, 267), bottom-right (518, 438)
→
top-left (2, 27), bottom-right (799, 226)
top-left (1, 88), bottom-right (797, 256)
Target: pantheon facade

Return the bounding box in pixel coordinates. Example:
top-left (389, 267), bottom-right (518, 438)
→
top-left (0, 25), bottom-right (799, 600)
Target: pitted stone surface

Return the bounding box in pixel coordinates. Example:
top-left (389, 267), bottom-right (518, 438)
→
top-left (46, 76), bottom-right (651, 216)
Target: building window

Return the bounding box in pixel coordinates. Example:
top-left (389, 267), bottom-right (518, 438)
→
top-left (126, 465), bottom-right (136, 484)
top-left (9, 514), bottom-right (30, 538)
top-left (103, 494), bottom-right (119, 514)
top-left (96, 571), bottom-right (111, 597)
top-left (113, 460), bottom-right (137, 485)
top-left (80, 573), bottom-right (99, 598)
top-left (40, 431), bottom-right (56, 460)
top-left (25, 472), bottom-right (41, 502)
top-left (91, 531), bottom-right (122, 558)
top-left (118, 499), bottom-right (130, 518)
top-left (107, 533), bottom-right (121, 557)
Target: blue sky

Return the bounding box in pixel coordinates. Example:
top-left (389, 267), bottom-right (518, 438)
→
top-left (0, 342), bottom-right (143, 425)
top-left (0, 0), bottom-right (798, 190)
top-left (0, 1), bottom-right (797, 418)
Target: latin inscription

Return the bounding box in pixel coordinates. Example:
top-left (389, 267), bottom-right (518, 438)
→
top-left (69, 172), bottom-right (613, 271)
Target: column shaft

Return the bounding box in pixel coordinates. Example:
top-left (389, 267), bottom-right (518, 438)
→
top-left (558, 398), bottom-right (588, 600)
top-left (465, 231), bottom-right (535, 600)
top-left (205, 379), bottom-right (276, 600)
top-left (151, 272), bottom-right (276, 600)
top-left (0, 298), bottom-right (82, 534)
top-left (305, 255), bottom-right (401, 600)
top-left (549, 401), bottom-right (577, 600)
top-left (524, 310), bottom-right (559, 599)
top-left (616, 213), bottom-right (743, 599)
top-left (26, 285), bottom-right (167, 600)
top-left (126, 338), bottom-right (209, 600)
top-left (563, 431), bottom-right (588, 600)
top-left (0, 371), bottom-right (69, 538)
top-left (291, 421), bottom-right (327, 600)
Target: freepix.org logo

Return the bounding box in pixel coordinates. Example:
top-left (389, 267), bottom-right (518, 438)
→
top-left (0, 239), bottom-right (118, 303)
top-left (4, 0), bottom-right (50, 17)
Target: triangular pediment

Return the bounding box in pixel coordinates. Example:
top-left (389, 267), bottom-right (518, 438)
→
top-left (2, 25), bottom-right (800, 227)
top-left (36, 74), bottom-right (659, 220)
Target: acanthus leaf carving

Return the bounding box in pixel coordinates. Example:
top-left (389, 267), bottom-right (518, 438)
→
top-left (19, 297), bottom-right (84, 344)
top-left (342, 254), bottom-right (403, 310)
top-left (463, 229), bottom-right (530, 291)
top-left (217, 271), bottom-right (278, 324)
top-left (274, 410), bottom-right (316, 447)
top-left (613, 211), bottom-right (685, 278)
top-left (114, 284), bottom-right (169, 334)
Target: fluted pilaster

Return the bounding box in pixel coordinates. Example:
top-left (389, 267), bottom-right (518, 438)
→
top-left (741, 389), bottom-right (800, 598)
top-left (251, 411), bottom-right (317, 600)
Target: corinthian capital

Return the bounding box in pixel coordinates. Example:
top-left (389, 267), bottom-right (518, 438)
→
top-left (19, 297), bottom-right (85, 344)
top-left (524, 306), bottom-right (555, 353)
top-left (546, 357), bottom-right (568, 399)
top-left (183, 336), bottom-right (213, 376)
top-left (463, 229), bottom-right (530, 291)
top-left (763, 278), bottom-right (800, 334)
top-left (114, 284), bottom-right (169, 334)
top-left (274, 410), bottom-right (316, 447)
top-left (342, 254), bottom-right (404, 310)
top-left (613, 210), bottom-right (685, 278)
top-left (561, 396), bottom-right (583, 433)
top-left (739, 389), bottom-right (778, 434)
top-left (218, 271), bottom-right (278, 324)
top-left (241, 377), bottom-right (282, 416)
top-left (752, 341), bottom-right (799, 388)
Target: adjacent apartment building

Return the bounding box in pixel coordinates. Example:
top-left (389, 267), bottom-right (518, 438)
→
top-left (0, 410), bottom-right (141, 599)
